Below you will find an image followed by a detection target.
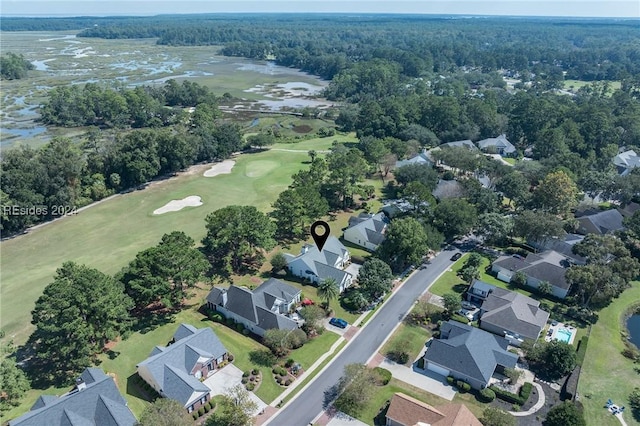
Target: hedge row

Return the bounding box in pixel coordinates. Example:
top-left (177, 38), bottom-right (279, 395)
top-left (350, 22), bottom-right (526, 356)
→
top-left (490, 382), bottom-right (533, 405)
top-left (374, 367), bottom-right (392, 385)
top-left (575, 336), bottom-right (589, 366)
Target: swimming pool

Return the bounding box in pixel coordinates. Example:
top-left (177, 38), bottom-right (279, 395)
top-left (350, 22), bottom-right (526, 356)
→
top-left (556, 328), bottom-right (573, 343)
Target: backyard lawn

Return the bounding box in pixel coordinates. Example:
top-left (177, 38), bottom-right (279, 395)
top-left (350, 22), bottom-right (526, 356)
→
top-left (578, 281), bottom-right (640, 426)
top-left (289, 331), bottom-right (340, 370)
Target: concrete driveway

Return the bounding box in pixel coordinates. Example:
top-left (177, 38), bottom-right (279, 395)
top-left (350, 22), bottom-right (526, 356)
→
top-left (203, 364), bottom-right (267, 415)
top-left (323, 318), bottom-right (350, 335)
top-left (326, 412), bottom-right (369, 426)
top-left (379, 357), bottom-right (457, 401)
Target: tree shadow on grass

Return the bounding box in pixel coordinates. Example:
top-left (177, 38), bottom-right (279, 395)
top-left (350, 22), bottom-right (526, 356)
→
top-left (132, 312), bottom-right (175, 334)
top-left (373, 400), bottom-right (391, 426)
top-left (126, 373), bottom-right (155, 404)
top-left (249, 350), bottom-right (277, 367)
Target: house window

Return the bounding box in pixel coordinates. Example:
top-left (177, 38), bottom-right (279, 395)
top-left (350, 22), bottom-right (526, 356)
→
top-left (201, 396), bottom-right (207, 405)
top-left (207, 362), bottom-right (213, 371)
top-left (188, 405), bottom-right (194, 413)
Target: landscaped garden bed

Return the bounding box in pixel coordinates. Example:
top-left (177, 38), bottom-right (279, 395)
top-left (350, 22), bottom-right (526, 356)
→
top-left (242, 368), bottom-right (262, 392)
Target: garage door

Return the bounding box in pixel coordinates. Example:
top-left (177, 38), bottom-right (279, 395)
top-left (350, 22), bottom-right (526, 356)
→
top-left (427, 362), bottom-right (450, 377)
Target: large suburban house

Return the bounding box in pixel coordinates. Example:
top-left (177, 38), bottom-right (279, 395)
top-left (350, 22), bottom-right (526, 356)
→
top-left (613, 149), bottom-right (640, 176)
top-left (477, 134), bottom-right (517, 157)
top-left (206, 278), bottom-right (303, 337)
top-left (385, 393), bottom-right (482, 426)
top-left (575, 209), bottom-right (625, 235)
top-left (285, 236), bottom-right (354, 292)
top-left (136, 324), bottom-right (228, 414)
top-left (343, 212), bottom-right (388, 251)
top-left (528, 233), bottom-right (586, 265)
top-left (395, 150), bottom-right (434, 169)
top-left (491, 250), bottom-right (572, 299)
top-left (9, 368), bottom-right (136, 426)
top-left (466, 280), bottom-right (549, 346)
top-left (423, 321), bottom-right (518, 390)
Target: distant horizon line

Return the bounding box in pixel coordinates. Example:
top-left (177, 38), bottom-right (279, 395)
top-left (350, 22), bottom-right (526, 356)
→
top-left (2, 12), bottom-right (638, 19)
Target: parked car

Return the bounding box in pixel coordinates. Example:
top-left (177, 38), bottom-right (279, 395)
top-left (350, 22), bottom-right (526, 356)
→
top-left (450, 253), bottom-right (462, 261)
top-left (329, 317), bottom-right (348, 329)
top-left (461, 301), bottom-right (475, 310)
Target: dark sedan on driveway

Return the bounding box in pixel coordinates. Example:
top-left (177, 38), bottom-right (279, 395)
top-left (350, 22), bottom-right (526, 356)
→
top-left (329, 317), bottom-right (348, 328)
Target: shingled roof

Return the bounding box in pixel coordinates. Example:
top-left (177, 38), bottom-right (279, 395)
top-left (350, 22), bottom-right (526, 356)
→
top-left (284, 236), bottom-right (352, 285)
top-left (9, 368), bottom-right (136, 426)
top-left (136, 325), bottom-right (227, 407)
top-left (576, 209), bottom-right (624, 235)
top-left (474, 281), bottom-right (550, 341)
top-left (206, 279), bottom-right (301, 333)
top-left (386, 393), bottom-right (482, 426)
top-left (424, 321), bottom-right (517, 386)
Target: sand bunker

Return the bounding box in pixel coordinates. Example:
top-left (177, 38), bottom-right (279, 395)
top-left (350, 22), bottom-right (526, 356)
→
top-left (204, 160), bottom-right (235, 177)
top-left (153, 196), bottom-right (203, 215)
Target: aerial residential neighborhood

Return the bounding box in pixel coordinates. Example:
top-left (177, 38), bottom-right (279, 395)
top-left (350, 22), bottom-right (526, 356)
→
top-left (1, 6), bottom-right (640, 426)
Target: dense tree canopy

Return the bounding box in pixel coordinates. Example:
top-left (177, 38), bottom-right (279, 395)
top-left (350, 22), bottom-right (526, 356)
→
top-left (139, 398), bottom-right (193, 426)
top-left (357, 258), bottom-right (394, 301)
top-left (543, 401), bottom-right (586, 426)
top-left (377, 217), bottom-right (431, 272)
top-left (202, 205), bottom-right (276, 275)
top-left (119, 231), bottom-right (209, 311)
top-left (0, 52), bottom-right (34, 79)
top-left (0, 358), bottom-right (30, 411)
top-left (29, 262), bottom-right (133, 383)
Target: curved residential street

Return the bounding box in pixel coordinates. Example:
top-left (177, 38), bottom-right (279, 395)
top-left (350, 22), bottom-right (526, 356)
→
top-left (265, 246), bottom-right (459, 426)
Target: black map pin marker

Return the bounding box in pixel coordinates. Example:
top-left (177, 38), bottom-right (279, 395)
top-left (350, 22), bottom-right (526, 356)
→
top-left (310, 220), bottom-right (330, 252)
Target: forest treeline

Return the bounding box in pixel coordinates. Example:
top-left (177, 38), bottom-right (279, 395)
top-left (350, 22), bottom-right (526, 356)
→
top-left (1, 81), bottom-right (243, 234)
top-left (68, 15), bottom-right (640, 82)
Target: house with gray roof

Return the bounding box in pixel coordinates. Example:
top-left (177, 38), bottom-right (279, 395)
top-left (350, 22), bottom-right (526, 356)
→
top-left (613, 149), bottom-right (640, 176)
top-left (477, 135), bottom-right (517, 157)
top-left (491, 250), bottom-right (572, 299)
top-left (206, 278), bottom-right (302, 337)
top-left (466, 280), bottom-right (549, 346)
top-left (528, 233), bottom-right (586, 265)
top-left (9, 368), bottom-right (136, 426)
top-left (422, 321), bottom-right (517, 390)
top-left (343, 212), bottom-right (388, 251)
top-left (438, 140), bottom-right (479, 151)
top-left (136, 324), bottom-right (228, 414)
top-left (395, 150), bottom-right (434, 169)
top-left (575, 209), bottom-right (624, 235)
top-left (431, 179), bottom-right (464, 200)
top-left (285, 236), bottom-right (353, 292)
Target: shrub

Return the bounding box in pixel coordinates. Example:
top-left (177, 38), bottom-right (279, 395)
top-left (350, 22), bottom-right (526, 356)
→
top-left (192, 413), bottom-right (198, 420)
top-left (285, 379), bottom-right (292, 386)
top-left (479, 388), bottom-right (496, 402)
top-left (447, 376), bottom-right (455, 385)
top-left (252, 368), bottom-right (259, 375)
top-left (242, 328), bottom-right (251, 335)
top-left (198, 407), bottom-right (205, 416)
top-left (243, 370), bottom-right (250, 377)
top-left (373, 367), bottom-right (392, 385)
top-left (250, 376), bottom-right (255, 382)
top-left (456, 380), bottom-right (471, 393)
top-left (285, 358), bottom-right (295, 368)
top-left (241, 377), bottom-right (248, 384)
top-left (226, 317), bottom-right (235, 326)
top-left (206, 400), bottom-right (214, 410)
top-left (235, 322), bottom-right (245, 332)
top-left (227, 354), bottom-right (234, 362)
top-left (490, 382), bottom-right (533, 405)
top-left (246, 382), bottom-right (255, 391)
top-left (512, 404), bottom-right (520, 412)
top-left (279, 368), bottom-right (287, 377)
top-left (211, 312), bottom-right (224, 323)
top-left (204, 404), bottom-right (210, 413)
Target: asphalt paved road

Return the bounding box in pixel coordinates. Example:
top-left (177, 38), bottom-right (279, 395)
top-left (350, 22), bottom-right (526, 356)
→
top-left (267, 246), bottom-right (459, 426)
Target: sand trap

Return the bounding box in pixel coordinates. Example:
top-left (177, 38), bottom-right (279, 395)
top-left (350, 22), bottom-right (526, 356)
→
top-left (204, 160), bottom-right (235, 177)
top-left (153, 196), bottom-right (203, 215)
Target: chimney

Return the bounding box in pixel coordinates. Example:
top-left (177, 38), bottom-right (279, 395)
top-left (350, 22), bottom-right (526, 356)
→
top-left (76, 377), bottom-right (86, 391)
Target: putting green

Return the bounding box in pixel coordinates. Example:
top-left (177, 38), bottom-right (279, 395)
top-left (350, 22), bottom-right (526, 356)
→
top-left (0, 136), bottom-right (352, 346)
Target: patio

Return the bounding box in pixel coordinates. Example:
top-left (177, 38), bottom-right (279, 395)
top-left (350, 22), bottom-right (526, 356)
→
top-left (544, 321), bottom-right (577, 345)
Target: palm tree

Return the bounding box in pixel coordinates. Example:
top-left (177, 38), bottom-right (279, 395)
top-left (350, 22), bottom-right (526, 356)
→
top-left (317, 277), bottom-right (340, 309)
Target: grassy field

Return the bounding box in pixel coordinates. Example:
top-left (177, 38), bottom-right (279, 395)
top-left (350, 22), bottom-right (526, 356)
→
top-left (0, 136), bottom-right (357, 347)
top-left (563, 79), bottom-right (621, 95)
top-left (578, 281), bottom-right (640, 426)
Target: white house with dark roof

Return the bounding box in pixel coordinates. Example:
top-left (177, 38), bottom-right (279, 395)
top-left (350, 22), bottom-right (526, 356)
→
top-left (422, 321), bottom-right (517, 390)
top-left (491, 251), bottom-right (573, 299)
top-left (9, 368), bottom-right (136, 426)
top-left (466, 280), bottom-right (549, 346)
top-left (136, 324), bottom-right (228, 414)
top-left (477, 134), bottom-right (517, 157)
top-left (206, 278), bottom-right (302, 337)
top-left (285, 236), bottom-right (353, 292)
top-left (343, 212), bottom-right (388, 251)
top-left (613, 149), bottom-right (640, 176)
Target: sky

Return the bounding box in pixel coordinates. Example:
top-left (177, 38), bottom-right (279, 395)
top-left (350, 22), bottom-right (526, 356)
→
top-left (1, 0), bottom-right (639, 18)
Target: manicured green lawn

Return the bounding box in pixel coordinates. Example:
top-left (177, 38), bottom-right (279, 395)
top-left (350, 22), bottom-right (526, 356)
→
top-left (280, 278), bottom-right (359, 324)
top-left (289, 332), bottom-right (340, 370)
top-left (578, 281), bottom-right (640, 426)
top-left (0, 136), bottom-right (357, 347)
top-left (380, 323), bottom-right (431, 365)
top-left (428, 253), bottom-right (470, 296)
